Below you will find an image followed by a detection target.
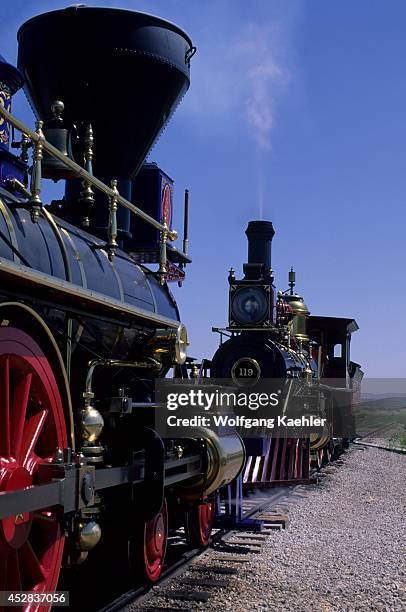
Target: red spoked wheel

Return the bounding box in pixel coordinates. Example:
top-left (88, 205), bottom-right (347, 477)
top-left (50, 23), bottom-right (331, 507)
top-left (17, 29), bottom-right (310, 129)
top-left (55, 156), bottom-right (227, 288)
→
top-left (0, 328), bottom-right (67, 609)
top-left (132, 499), bottom-right (168, 583)
top-left (185, 497), bottom-right (215, 547)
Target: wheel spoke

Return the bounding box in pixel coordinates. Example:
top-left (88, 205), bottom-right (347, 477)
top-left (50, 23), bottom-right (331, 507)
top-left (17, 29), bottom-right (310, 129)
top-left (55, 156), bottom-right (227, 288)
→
top-left (0, 356), bottom-right (11, 455)
top-left (11, 373), bottom-right (32, 459)
top-left (0, 327), bottom-right (67, 596)
top-left (20, 540), bottom-right (46, 583)
top-left (7, 549), bottom-right (22, 591)
top-left (20, 409), bottom-right (48, 467)
top-left (0, 548), bottom-right (10, 591)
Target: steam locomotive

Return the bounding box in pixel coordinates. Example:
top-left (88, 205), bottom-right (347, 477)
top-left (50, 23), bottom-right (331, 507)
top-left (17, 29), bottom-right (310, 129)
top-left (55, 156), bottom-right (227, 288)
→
top-left (0, 5), bottom-right (245, 601)
top-left (211, 221), bottom-right (363, 484)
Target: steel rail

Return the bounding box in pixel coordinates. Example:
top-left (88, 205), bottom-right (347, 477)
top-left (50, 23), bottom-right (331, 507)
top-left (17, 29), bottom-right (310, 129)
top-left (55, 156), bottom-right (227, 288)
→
top-left (99, 486), bottom-right (294, 612)
top-left (0, 104), bottom-right (177, 240)
top-left (353, 440), bottom-right (406, 454)
top-left (353, 425), bottom-right (406, 455)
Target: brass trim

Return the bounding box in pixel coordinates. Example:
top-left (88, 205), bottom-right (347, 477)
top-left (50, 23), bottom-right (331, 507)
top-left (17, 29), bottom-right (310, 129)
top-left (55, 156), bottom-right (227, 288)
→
top-left (60, 227), bottom-right (87, 288)
top-left (0, 198), bottom-right (20, 264)
top-left (0, 104), bottom-right (177, 241)
top-left (59, 227), bottom-right (84, 348)
top-left (231, 357), bottom-right (261, 387)
top-left (101, 249), bottom-right (124, 303)
top-left (144, 274), bottom-right (158, 313)
top-left (41, 207), bottom-right (72, 282)
top-left (100, 249), bottom-right (125, 353)
top-left (40, 208), bottom-right (74, 379)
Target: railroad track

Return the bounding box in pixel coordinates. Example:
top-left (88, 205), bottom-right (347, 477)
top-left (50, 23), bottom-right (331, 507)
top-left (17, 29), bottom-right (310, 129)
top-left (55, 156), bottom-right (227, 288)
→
top-left (99, 485), bottom-right (304, 612)
top-left (354, 423), bottom-right (406, 454)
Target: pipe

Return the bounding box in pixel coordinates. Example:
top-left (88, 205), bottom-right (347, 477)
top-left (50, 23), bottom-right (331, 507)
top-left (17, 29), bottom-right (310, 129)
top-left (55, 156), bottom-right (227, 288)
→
top-left (84, 357), bottom-right (162, 400)
top-left (183, 188), bottom-right (189, 255)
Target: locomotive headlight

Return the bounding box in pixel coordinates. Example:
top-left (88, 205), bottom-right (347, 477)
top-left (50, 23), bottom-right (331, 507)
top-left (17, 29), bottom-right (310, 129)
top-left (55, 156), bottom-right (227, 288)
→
top-left (149, 324), bottom-right (189, 365)
top-left (231, 287), bottom-right (268, 326)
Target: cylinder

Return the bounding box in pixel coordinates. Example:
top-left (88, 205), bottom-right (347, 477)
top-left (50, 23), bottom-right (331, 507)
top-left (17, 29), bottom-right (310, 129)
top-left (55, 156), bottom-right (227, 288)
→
top-left (177, 429), bottom-right (245, 499)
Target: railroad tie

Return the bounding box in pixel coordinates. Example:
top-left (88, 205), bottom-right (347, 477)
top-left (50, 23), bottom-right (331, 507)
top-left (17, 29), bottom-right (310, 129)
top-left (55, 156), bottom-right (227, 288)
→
top-left (214, 556), bottom-right (252, 563)
top-left (256, 513), bottom-right (288, 528)
top-left (256, 512), bottom-right (288, 522)
top-left (142, 608), bottom-right (193, 612)
top-left (189, 565), bottom-right (239, 575)
top-left (214, 545), bottom-right (255, 554)
top-left (168, 591), bottom-right (211, 603)
top-left (233, 533), bottom-right (269, 541)
top-left (229, 539), bottom-right (263, 547)
top-left (263, 523), bottom-right (283, 531)
top-left (181, 577), bottom-right (230, 588)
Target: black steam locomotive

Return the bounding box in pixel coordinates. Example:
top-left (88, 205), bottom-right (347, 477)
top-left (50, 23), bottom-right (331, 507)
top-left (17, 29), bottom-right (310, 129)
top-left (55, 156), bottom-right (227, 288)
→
top-left (0, 5), bottom-right (245, 601)
top-left (211, 221), bottom-right (363, 484)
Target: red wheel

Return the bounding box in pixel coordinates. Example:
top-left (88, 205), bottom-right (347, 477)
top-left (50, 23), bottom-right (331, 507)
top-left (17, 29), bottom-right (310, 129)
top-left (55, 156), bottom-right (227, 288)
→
top-left (0, 328), bottom-right (67, 609)
top-left (131, 499), bottom-right (168, 583)
top-left (185, 498), bottom-right (215, 547)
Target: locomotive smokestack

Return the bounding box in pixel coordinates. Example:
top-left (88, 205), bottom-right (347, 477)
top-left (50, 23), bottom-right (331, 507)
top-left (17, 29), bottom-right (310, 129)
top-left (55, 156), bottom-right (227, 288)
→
top-left (17, 6), bottom-right (193, 180)
top-left (17, 6), bottom-right (193, 237)
top-left (245, 220), bottom-right (275, 275)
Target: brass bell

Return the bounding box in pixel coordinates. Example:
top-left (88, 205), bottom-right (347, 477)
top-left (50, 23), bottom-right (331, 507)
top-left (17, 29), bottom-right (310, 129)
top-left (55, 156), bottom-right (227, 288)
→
top-left (42, 100), bottom-right (76, 181)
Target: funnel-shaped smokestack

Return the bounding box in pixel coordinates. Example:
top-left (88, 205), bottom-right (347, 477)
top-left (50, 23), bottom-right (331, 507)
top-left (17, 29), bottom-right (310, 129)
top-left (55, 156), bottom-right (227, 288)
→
top-left (245, 220), bottom-right (275, 275)
top-left (17, 6), bottom-right (193, 179)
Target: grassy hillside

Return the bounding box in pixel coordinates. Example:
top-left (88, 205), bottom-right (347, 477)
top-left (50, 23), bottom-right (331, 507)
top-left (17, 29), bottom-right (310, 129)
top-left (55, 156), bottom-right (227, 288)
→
top-left (354, 397), bottom-right (406, 444)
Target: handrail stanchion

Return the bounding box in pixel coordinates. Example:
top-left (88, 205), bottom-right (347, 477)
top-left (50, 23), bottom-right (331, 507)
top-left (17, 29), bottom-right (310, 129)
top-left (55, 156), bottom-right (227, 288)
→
top-left (159, 224), bottom-right (168, 286)
top-left (29, 120), bottom-right (44, 222)
top-left (0, 104), bottom-right (177, 241)
top-left (107, 179), bottom-right (119, 261)
top-left (79, 123), bottom-right (95, 227)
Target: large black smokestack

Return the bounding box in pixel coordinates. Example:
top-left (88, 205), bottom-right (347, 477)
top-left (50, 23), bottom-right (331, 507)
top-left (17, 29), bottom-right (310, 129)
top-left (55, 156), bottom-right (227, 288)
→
top-left (17, 6), bottom-right (193, 180)
top-left (245, 220), bottom-right (275, 278)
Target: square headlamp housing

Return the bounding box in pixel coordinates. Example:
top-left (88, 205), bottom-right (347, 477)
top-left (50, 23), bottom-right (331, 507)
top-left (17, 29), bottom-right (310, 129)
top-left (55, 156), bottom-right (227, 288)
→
top-left (228, 284), bottom-right (272, 328)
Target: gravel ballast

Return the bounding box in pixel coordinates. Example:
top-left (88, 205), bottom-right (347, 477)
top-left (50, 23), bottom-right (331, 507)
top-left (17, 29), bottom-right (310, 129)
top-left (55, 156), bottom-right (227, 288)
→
top-left (135, 447), bottom-right (405, 611)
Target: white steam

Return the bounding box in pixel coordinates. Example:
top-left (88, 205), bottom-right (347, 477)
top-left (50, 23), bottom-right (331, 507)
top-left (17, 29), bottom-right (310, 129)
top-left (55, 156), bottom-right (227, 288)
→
top-left (230, 24), bottom-right (290, 216)
top-left (246, 60), bottom-right (286, 151)
top-left (180, 12), bottom-right (294, 216)
top-left (231, 23), bottom-right (289, 151)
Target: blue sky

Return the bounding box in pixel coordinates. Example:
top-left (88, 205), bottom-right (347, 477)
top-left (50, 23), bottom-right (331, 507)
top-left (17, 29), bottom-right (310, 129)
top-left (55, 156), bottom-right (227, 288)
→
top-left (1, 0), bottom-right (406, 376)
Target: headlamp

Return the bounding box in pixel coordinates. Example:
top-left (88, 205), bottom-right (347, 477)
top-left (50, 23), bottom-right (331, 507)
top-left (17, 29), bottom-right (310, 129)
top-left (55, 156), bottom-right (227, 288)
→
top-left (231, 287), bottom-right (268, 326)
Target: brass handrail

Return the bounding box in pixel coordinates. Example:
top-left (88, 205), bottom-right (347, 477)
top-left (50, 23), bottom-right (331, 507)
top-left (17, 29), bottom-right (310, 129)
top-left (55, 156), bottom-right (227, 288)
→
top-left (0, 103), bottom-right (177, 241)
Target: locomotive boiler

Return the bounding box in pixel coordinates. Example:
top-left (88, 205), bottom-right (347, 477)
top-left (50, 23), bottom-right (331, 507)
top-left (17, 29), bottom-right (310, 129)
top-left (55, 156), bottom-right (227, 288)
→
top-left (211, 220), bottom-right (363, 485)
top-left (0, 5), bottom-right (244, 603)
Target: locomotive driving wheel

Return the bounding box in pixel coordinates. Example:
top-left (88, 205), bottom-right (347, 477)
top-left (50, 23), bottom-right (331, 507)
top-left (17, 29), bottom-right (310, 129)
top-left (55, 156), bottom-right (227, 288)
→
top-left (131, 499), bottom-right (168, 583)
top-left (0, 327), bottom-right (67, 609)
top-left (185, 497), bottom-right (215, 547)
